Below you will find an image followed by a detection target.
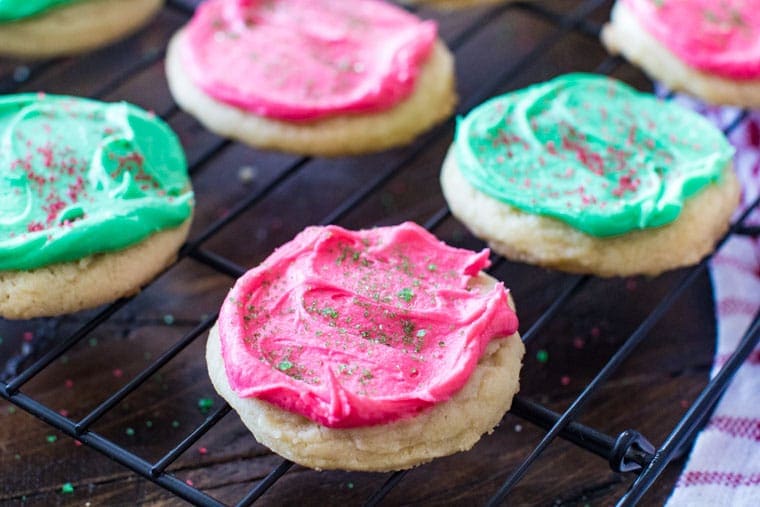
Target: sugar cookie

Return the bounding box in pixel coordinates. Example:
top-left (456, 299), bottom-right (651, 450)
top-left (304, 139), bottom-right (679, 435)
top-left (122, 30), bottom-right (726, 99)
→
top-left (601, 0), bottom-right (760, 108)
top-left (0, 94), bottom-right (193, 319)
top-left (0, 0), bottom-right (164, 59)
top-left (206, 222), bottom-right (524, 471)
top-left (166, 0), bottom-right (456, 156)
top-left (441, 73), bottom-right (740, 277)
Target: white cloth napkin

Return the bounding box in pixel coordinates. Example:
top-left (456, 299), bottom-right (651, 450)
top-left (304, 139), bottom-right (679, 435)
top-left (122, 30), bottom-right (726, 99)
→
top-left (665, 101), bottom-right (760, 506)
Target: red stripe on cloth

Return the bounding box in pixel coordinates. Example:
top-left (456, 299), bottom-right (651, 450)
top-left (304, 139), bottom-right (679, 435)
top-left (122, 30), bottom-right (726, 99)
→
top-left (677, 471), bottom-right (760, 488)
top-left (714, 349), bottom-right (760, 367)
top-left (717, 298), bottom-right (760, 317)
top-left (707, 416), bottom-right (760, 441)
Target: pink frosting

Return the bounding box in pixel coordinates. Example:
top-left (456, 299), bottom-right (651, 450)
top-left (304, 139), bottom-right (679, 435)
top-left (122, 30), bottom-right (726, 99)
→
top-left (624, 0), bottom-right (760, 80)
top-left (181, 0), bottom-right (437, 120)
top-left (218, 222), bottom-right (519, 428)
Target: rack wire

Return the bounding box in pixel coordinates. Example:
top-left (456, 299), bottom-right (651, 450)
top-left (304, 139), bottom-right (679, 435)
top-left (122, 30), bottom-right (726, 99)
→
top-left (1, 0), bottom-right (759, 505)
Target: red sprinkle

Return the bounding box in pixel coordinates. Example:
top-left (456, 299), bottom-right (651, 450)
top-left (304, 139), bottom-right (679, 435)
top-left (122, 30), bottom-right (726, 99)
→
top-left (198, 447), bottom-right (208, 455)
top-left (112, 369), bottom-right (123, 378)
top-left (572, 337), bottom-right (585, 349)
top-left (23, 331), bottom-right (34, 342)
top-left (560, 375), bottom-right (571, 386)
top-left (64, 379), bottom-right (74, 389)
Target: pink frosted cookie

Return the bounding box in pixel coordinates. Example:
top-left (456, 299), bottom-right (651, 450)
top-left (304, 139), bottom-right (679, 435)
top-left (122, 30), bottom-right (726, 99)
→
top-left (166, 0), bottom-right (456, 156)
top-left (206, 222), bottom-right (524, 471)
top-left (602, 0), bottom-right (760, 107)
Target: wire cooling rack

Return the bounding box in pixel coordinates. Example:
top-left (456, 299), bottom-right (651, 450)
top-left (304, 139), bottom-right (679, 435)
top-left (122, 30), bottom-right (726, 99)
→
top-left (1, 0), bottom-right (759, 505)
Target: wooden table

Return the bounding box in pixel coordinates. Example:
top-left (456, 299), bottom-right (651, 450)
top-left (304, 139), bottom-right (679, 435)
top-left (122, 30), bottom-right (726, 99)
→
top-left (0, 1), bottom-right (729, 505)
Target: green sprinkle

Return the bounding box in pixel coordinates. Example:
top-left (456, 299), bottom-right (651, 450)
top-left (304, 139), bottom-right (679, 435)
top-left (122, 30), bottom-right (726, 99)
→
top-left (536, 349), bottom-right (549, 363)
top-left (397, 288), bottom-right (414, 302)
top-left (14, 454), bottom-right (20, 460)
top-left (0, 337), bottom-right (3, 345)
top-left (198, 397), bottom-right (214, 414)
top-left (8, 406), bottom-right (16, 414)
top-left (427, 263), bottom-right (437, 271)
top-left (277, 360), bottom-right (294, 372)
top-left (321, 307), bottom-right (338, 319)
top-left (416, 329), bottom-right (427, 338)
top-left (125, 427), bottom-right (135, 436)
top-left (88, 337), bottom-right (98, 347)
top-left (46, 435), bottom-right (57, 443)
top-left (163, 314), bottom-right (175, 325)
top-left (171, 420), bottom-right (180, 428)
top-left (145, 420), bottom-right (153, 428)
top-left (61, 482), bottom-right (74, 494)
top-left (347, 482), bottom-right (354, 489)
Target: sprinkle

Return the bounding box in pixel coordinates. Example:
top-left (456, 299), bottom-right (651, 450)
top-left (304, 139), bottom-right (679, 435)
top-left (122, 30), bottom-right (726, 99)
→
top-left (237, 165), bottom-right (257, 184)
top-left (88, 337), bottom-right (98, 347)
top-left (112, 369), bottom-right (123, 378)
top-left (7, 406), bottom-right (16, 414)
top-left (163, 314), bottom-right (175, 325)
top-left (186, 479), bottom-right (194, 486)
top-left (146, 420), bottom-right (153, 428)
top-left (14, 454), bottom-right (21, 460)
top-left (680, 399), bottom-right (689, 409)
top-left (397, 288), bottom-right (414, 302)
top-left (347, 482), bottom-right (354, 489)
top-left (23, 331), bottom-right (34, 342)
top-left (277, 360), bottom-right (293, 372)
top-left (64, 379), bottom-right (74, 389)
top-left (46, 435), bottom-right (58, 443)
top-left (61, 482), bottom-right (74, 494)
top-left (0, 337), bottom-right (3, 345)
top-left (125, 427), bottom-right (135, 436)
top-left (560, 375), bottom-right (571, 386)
top-left (172, 420), bottom-right (180, 428)
top-left (198, 447), bottom-right (208, 455)
top-left (416, 329), bottom-right (427, 338)
top-left (514, 424), bottom-right (523, 432)
top-left (572, 337), bottom-right (585, 350)
top-left (536, 349), bottom-right (549, 363)
top-left (590, 327), bottom-right (601, 338)
top-left (74, 440), bottom-right (82, 447)
top-left (427, 263), bottom-right (437, 272)
top-left (198, 398), bottom-right (214, 414)
top-left (58, 409), bottom-right (69, 417)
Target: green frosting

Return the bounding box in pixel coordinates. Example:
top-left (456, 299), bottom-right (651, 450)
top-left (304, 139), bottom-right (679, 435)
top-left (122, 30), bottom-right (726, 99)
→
top-left (0, 0), bottom-right (79, 21)
top-left (0, 94), bottom-right (193, 271)
top-left (454, 73), bottom-right (734, 237)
